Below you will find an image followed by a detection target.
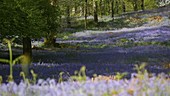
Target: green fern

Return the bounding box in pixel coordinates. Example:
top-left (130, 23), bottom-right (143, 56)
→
top-left (70, 66), bottom-right (87, 82)
top-left (0, 38), bottom-right (25, 82)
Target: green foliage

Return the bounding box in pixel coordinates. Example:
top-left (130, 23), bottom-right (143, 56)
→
top-left (114, 72), bottom-right (128, 80)
top-left (20, 72), bottom-right (30, 84)
top-left (58, 66), bottom-right (87, 83)
top-left (0, 38), bottom-right (37, 83)
top-left (134, 63), bottom-right (148, 79)
top-left (0, 38), bottom-right (22, 82)
top-left (20, 69), bottom-right (37, 84)
top-left (75, 39), bottom-right (170, 49)
top-left (58, 72), bottom-right (64, 83)
top-left (70, 66), bottom-right (87, 82)
top-left (62, 36), bottom-right (69, 40)
top-left (76, 43), bottom-right (107, 49)
top-left (134, 63), bottom-right (147, 73)
top-left (0, 76), bottom-right (2, 85)
top-left (0, 0), bottom-right (61, 39)
top-left (30, 70), bottom-right (38, 84)
top-left (0, 0), bottom-right (37, 38)
top-left (39, 0), bottom-right (61, 33)
top-left (144, 0), bottom-right (158, 9)
top-left (132, 41), bottom-right (170, 47)
top-left (103, 89), bottom-right (119, 96)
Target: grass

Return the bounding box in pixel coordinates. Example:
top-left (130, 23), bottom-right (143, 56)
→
top-left (69, 17), bottom-right (138, 30)
top-left (74, 38), bottom-right (170, 49)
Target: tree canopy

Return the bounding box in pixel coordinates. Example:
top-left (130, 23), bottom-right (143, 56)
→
top-left (0, 0), bottom-right (60, 39)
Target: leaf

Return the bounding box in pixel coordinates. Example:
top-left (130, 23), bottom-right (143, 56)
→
top-left (13, 55), bottom-right (24, 65)
top-left (0, 59), bottom-right (9, 63)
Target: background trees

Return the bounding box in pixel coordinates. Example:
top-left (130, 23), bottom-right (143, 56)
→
top-left (56, 0), bottom-right (166, 29)
top-left (1, 0), bottom-right (168, 44)
top-left (0, 0), bottom-right (168, 57)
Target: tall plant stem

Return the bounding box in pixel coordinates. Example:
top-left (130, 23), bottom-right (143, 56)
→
top-left (7, 41), bottom-right (13, 80)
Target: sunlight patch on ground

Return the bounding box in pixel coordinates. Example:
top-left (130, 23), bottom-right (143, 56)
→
top-left (72, 26), bottom-right (159, 37)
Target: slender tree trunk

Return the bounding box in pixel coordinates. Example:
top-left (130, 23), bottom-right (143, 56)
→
top-left (107, 1), bottom-right (110, 15)
top-left (81, 6), bottom-right (85, 16)
top-left (111, 0), bottom-right (114, 20)
top-left (141, 0), bottom-right (144, 10)
top-left (74, 3), bottom-right (78, 15)
top-left (115, 1), bottom-right (119, 14)
top-left (85, 0), bottom-right (88, 29)
top-left (94, 0), bottom-right (98, 23)
top-left (133, 0), bottom-right (138, 11)
top-left (22, 37), bottom-right (32, 77)
top-left (104, 0), bottom-right (106, 15)
top-left (99, 0), bottom-right (102, 17)
top-left (122, 1), bottom-right (126, 13)
top-left (66, 6), bottom-right (71, 27)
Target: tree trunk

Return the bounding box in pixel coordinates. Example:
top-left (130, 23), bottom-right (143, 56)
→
top-left (66, 6), bottom-right (71, 27)
top-left (22, 37), bottom-right (32, 77)
top-left (104, 0), bottom-right (107, 15)
top-left (111, 0), bottom-right (114, 19)
top-left (141, 0), bottom-right (144, 10)
top-left (74, 3), bottom-right (78, 15)
top-left (122, 1), bottom-right (126, 13)
top-left (23, 37), bottom-right (32, 62)
top-left (44, 32), bottom-right (56, 47)
top-left (107, 1), bottom-right (110, 15)
top-left (85, 0), bottom-right (88, 29)
top-left (94, 0), bottom-right (98, 23)
top-left (115, 1), bottom-right (119, 14)
top-left (133, 0), bottom-right (138, 11)
top-left (99, 0), bottom-right (102, 17)
top-left (81, 6), bottom-right (85, 16)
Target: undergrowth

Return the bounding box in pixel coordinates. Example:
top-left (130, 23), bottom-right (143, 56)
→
top-left (0, 38), bottom-right (37, 84)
